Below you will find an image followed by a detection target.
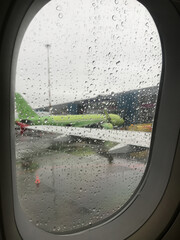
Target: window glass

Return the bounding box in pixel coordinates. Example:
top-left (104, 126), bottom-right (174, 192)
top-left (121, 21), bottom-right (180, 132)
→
top-left (15, 0), bottom-right (162, 234)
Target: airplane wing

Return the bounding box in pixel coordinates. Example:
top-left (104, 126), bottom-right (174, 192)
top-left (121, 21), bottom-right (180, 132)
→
top-left (26, 125), bottom-right (151, 150)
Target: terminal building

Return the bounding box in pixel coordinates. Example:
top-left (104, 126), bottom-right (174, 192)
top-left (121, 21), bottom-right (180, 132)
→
top-left (36, 86), bottom-right (159, 126)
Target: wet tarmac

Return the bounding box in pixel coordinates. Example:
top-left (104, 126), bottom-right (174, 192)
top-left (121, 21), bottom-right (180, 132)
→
top-left (15, 130), bottom-right (147, 234)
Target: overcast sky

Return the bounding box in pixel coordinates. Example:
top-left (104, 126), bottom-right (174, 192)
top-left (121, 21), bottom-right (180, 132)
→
top-left (15, 0), bottom-right (162, 108)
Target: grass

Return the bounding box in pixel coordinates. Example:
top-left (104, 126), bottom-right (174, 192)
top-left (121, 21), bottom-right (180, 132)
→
top-left (21, 161), bottom-right (39, 172)
top-left (130, 149), bottom-right (149, 160)
top-left (103, 141), bottom-right (118, 149)
top-left (55, 144), bottom-right (95, 156)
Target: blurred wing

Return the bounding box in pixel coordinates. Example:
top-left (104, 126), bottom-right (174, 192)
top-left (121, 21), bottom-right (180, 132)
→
top-left (26, 125), bottom-right (151, 148)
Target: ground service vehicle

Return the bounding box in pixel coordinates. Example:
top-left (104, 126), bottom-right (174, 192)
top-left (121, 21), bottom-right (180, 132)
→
top-left (0, 0), bottom-right (180, 240)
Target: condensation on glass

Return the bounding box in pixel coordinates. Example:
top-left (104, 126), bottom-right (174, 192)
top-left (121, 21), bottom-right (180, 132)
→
top-left (15, 0), bottom-right (162, 234)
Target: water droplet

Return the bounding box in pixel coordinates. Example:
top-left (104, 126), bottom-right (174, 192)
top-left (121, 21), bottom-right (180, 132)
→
top-left (56, 5), bottom-right (61, 11)
top-left (58, 13), bottom-right (63, 19)
top-left (112, 15), bottom-right (116, 21)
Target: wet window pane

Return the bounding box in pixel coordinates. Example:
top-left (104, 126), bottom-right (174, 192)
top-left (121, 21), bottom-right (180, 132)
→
top-left (15, 0), bottom-right (162, 234)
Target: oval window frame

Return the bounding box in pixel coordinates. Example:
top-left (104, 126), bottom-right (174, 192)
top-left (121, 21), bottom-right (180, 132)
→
top-left (0, 0), bottom-right (179, 239)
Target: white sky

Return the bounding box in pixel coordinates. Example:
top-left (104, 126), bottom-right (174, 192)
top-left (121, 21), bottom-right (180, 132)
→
top-left (16, 0), bottom-right (162, 108)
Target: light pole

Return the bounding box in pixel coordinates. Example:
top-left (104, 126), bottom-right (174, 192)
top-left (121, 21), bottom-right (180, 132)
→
top-left (45, 44), bottom-right (51, 114)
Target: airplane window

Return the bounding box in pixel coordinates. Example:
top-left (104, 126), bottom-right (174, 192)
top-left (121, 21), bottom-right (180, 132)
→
top-left (15, 0), bottom-right (162, 234)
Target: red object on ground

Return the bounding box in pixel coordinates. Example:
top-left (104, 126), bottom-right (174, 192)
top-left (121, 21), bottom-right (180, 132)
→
top-left (35, 176), bottom-right (40, 184)
top-left (16, 121), bottom-right (29, 134)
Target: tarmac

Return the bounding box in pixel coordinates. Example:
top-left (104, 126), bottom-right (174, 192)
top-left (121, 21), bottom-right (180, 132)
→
top-left (15, 130), bottom-right (148, 234)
